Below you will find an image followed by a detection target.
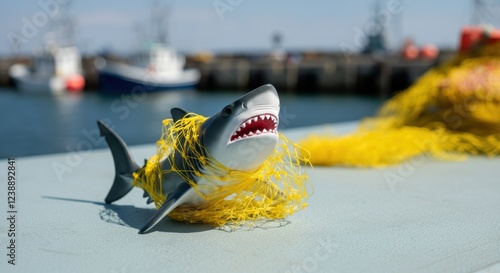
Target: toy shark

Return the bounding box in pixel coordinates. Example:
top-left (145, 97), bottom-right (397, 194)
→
top-left (98, 84), bottom-right (281, 234)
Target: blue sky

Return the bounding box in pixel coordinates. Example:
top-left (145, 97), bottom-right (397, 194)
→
top-left (0, 0), bottom-right (478, 56)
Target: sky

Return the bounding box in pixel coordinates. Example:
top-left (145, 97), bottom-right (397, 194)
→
top-left (0, 0), bottom-right (485, 56)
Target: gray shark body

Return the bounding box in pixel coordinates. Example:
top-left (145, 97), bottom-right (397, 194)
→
top-left (98, 84), bottom-right (280, 233)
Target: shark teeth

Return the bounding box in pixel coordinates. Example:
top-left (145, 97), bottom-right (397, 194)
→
top-left (230, 114), bottom-right (279, 143)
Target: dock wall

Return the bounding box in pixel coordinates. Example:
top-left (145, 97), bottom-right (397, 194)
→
top-left (1, 52), bottom-right (455, 96)
top-left (196, 56), bottom-right (439, 96)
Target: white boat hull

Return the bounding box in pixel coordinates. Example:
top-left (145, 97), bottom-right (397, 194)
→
top-left (9, 64), bottom-right (85, 95)
top-left (97, 61), bottom-right (200, 95)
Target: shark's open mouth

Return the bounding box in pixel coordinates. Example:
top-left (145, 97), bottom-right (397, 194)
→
top-left (230, 114), bottom-right (278, 142)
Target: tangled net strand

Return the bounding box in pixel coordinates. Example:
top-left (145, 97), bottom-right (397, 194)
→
top-left (300, 43), bottom-right (500, 167)
top-left (132, 114), bottom-right (312, 227)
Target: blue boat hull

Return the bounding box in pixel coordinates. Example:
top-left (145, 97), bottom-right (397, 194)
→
top-left (98, 71), bottom-right (198, 95)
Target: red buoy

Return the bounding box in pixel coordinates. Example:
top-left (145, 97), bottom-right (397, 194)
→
top-left (66, 74), bottom-right (85, 92)
top-left (420, 44), bottom-right (439, 60)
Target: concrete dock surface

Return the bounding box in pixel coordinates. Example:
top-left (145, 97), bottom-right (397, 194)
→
top-left (1, 121), bottom-right (499, 273)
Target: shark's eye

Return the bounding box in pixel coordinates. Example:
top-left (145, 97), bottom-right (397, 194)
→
top-left (242, 101), bottom-right (248, 109)
top-left (222, 106), bottom-right (233, 117)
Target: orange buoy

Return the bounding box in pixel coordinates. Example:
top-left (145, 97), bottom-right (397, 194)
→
top-left (66, 74), bottom-right (85, 92)
top-left (420, 44), bottom-right (439, 60)
top-left (402, 39), bottom-right (419, 60)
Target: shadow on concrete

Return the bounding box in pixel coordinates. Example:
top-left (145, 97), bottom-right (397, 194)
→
top-left (42, 196), bottom-right (214, 234)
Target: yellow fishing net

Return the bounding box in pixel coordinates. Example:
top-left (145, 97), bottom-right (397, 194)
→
top-left (300, 43), bottom-right (500, 167)
top-left (132, 114), bottom-right (311, 227)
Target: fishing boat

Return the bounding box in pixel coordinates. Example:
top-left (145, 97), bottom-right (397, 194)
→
top-left (9, 45), bottom-right (85, 94)
top-left (97, 1), bottom-right (199, 95)
top-left (96, 43), bottom-right (200, 95)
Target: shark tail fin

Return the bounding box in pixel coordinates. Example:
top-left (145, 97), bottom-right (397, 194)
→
top-left (97, 120), bottom-right (140, 203)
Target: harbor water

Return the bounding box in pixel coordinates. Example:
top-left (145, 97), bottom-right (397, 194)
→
top-left (0, 87), bottom-right (383, 158)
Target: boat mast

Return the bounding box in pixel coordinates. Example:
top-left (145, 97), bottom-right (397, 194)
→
top-left (471, 0), bottom-right (500, 26)
top-left (152, 0), bottom-right (171, 45)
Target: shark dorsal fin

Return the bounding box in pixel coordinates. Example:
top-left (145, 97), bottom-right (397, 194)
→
top-left (170, 108), bottom-right (189, 122)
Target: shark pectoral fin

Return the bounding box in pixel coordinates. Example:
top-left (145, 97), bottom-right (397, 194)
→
top-left (139, 199), bottom-right (176, 234)
top-left (138, 182), bottom-right (193, 234)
